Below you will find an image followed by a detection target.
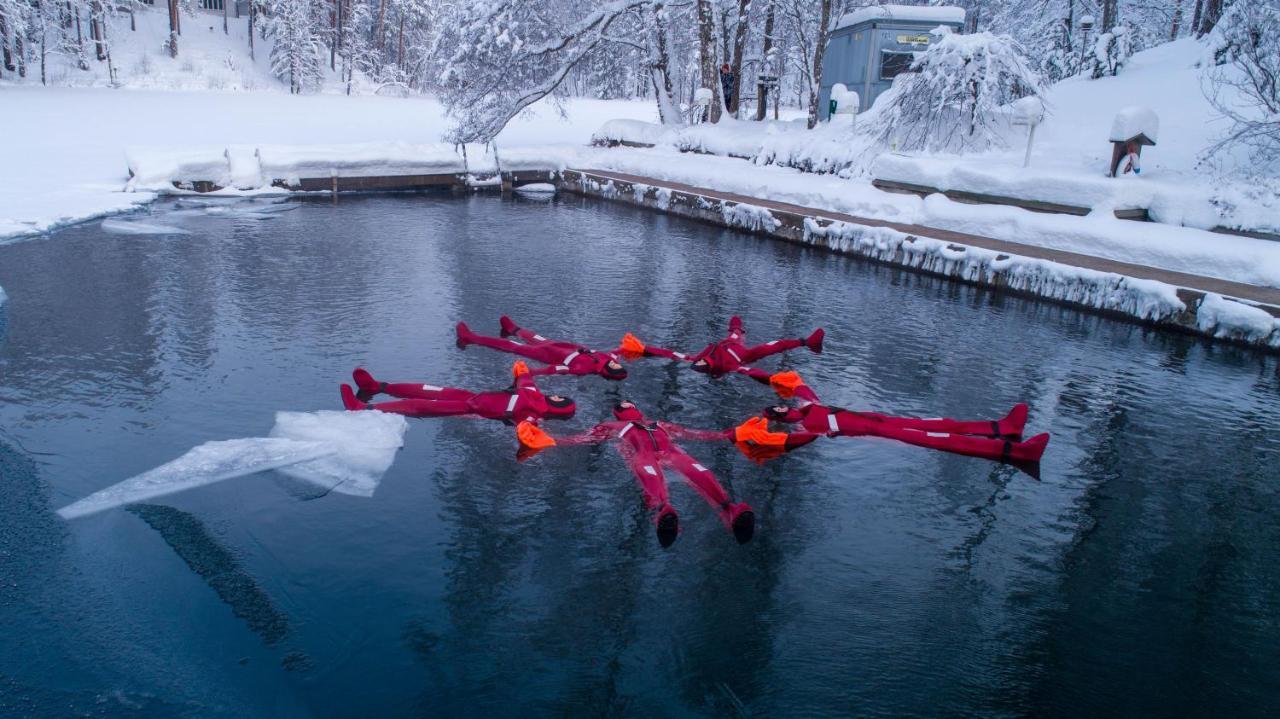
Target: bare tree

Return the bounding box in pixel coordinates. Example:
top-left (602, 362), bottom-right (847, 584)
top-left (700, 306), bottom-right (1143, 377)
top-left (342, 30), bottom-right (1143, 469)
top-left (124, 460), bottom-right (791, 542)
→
top-left (728, 0), bottom-right (752, 116)
top-left (1203, 1), bottom-right (1280, 172)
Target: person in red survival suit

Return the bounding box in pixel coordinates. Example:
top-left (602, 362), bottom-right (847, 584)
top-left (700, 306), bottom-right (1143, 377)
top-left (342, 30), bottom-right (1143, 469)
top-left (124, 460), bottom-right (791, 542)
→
top-left (455, 316), bottom-right (646, 381)
top-left (629, 316), bottom-right (824, 378)
top-left (340, 362), bottom-right (576, 425)
top-left (515, 401), bottom-right (813, 547)
top-left (751, 370), bottom-right (1049, 473)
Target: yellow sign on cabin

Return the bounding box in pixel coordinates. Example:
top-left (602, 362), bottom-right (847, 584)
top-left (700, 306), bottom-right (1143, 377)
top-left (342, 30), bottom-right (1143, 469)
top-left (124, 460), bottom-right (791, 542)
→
top-left (897, 34), bottom-right (931, 45)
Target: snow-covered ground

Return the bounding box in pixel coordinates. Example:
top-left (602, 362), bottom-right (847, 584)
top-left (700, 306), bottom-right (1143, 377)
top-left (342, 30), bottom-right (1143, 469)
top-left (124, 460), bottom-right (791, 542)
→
top-left (594, 38), bottom-right (1279, 237)
top-left (0, 86), bottom-right (655, 240)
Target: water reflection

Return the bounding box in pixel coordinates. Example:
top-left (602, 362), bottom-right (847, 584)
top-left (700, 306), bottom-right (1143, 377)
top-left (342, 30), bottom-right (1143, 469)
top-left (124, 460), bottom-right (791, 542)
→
top-left (0, 194), bottom-right (1277, 716)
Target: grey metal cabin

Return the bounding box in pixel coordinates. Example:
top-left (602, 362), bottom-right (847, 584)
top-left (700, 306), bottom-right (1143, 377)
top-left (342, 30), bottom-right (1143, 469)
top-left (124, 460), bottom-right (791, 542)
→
top-left (818, 4), bottom-right (965, 119)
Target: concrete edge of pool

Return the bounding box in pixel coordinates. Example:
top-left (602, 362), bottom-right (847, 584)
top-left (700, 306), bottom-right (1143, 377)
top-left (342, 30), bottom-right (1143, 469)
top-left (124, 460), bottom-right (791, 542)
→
top-left (557, 169), bottom-right (1280, 356)
top-left (128, 161), bottom-right (1280, 354)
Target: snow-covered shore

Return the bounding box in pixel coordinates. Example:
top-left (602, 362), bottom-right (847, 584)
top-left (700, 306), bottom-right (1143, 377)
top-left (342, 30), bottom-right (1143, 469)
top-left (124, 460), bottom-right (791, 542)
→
top-left (0, 86), bottom-right (655, 241)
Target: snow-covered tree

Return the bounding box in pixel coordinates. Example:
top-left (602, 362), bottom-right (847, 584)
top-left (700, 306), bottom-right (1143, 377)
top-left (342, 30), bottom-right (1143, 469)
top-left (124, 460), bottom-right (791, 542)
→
top-left (436, 0), bottom-right (684, 143)
top-left (869, 28), bottom-right (1043, 153)
top-left (267, 0), bottom-right (325, 93)
top-left (1202, 0), bottom-right (1280, 173)
top-left (1089, 22), bottom-right (1132, 77)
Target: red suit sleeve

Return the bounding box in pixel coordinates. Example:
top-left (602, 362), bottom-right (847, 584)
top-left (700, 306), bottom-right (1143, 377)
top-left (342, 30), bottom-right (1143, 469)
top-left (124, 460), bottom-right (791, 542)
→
top-left (558, 422), bottom-right (626, 446)
top-left (658, 422), bottom-right (733, 442)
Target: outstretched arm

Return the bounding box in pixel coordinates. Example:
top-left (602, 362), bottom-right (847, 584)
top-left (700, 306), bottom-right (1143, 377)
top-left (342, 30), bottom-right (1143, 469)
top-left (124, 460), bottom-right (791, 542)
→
top-left (658, 421), bottom-right (734, 443)
top-left (731, 416), bottom-right (820, 464)
top-left (765, 371), bottom-right (821, 405)
top-left (618, 332), bottom-right (695, 362)
top-left (556, 421), bottom-right (627, 446)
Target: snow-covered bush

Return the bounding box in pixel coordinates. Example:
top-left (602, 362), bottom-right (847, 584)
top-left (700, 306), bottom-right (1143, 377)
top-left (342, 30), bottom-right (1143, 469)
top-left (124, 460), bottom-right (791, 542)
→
top-left (1089, 24), bottom-right (1133, 78)
top-left (1202, 1), bottom-right (1280, 174)
top-left (868, 29), bottom-right (1043, 154)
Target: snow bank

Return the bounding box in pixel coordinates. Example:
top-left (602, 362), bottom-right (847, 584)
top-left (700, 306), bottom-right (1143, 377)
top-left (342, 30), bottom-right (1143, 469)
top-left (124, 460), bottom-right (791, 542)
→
top-left (257, 142), bottom-right (466, 184)
top-left (57, 409), bottom-right (409, 519)
top-left (126, 147), bottom-right (231, 189)
top-left (56, 438), bottom-right (335, 520)
top-left (593, 119), bottom-right (678, 147)
top-left (267, 410), bottom-right (407, 498)
top-left (1195, 294), bottom-right (1280, 348)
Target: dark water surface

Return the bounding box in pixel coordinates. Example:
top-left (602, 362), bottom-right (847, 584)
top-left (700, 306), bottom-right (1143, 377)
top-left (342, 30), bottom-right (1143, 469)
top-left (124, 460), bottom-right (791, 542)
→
top-left (1, 194), bottom-right (1278, 717)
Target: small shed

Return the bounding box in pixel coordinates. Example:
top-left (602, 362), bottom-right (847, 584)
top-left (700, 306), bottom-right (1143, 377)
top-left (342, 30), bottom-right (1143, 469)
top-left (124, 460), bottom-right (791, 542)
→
top-left (818, 4), bottom-right (965, 119)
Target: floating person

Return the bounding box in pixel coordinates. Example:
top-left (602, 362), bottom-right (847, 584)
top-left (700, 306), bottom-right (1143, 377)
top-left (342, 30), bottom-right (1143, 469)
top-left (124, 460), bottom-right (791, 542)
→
top-left (517, 401), bottom-right (803, 547)
top-left (754, 371), bottom-right (1049, 473)
top-left (455, 316), bottom-right (644, 381)
top-left (341, 362), bottom-right (576, 425)
top-left (630, 316), bottom-right (824, 378)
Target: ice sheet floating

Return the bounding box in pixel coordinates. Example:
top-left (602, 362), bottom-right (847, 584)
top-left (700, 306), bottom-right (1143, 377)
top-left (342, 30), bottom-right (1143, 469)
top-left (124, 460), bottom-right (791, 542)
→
top-left (514, 183), bottom-right (557, 195)
top-left (57, 438), bottom-right (334, 520)
top-left (57, 410), bottom-right (408, 520)
top-left (100, 218), bottom-right (190, 235)
top-left (268, 410), bottom-right (408, 498)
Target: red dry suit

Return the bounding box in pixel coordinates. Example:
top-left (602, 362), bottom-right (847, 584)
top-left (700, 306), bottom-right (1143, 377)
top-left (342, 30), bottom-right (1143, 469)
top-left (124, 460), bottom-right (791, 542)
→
top-left (638, 316), bottom-right (824, 378)
top-left (455, 317), bottom-right (635, 380)
top-left (540, 402), bottom-right (756, 546)
top-left (756, 371), bottom-right (1049, 468)
top-left (342, 365), bottom-right (575, 424)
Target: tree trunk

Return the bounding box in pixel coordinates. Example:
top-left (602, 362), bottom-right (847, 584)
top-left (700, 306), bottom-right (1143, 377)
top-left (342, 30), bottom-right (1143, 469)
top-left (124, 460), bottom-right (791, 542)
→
top-left (806, 0), bottom-right (832, 129)
top-left (396, 15), bottom-right (404, 70)
top-left (335, 0), bottom-right (344, 70)
top-left (90, 2), bottom-right (105, 62)
top-left (1101, 0), bottom-right (1118, 33)
top-left (1170, 0), bottom-right (1183, 39)
top-left (1198, 0), bottom-right (1222, 36)
top-left (1191, 0), bottom-right (1203, 36)
top-left (648, 2), bottom-right (681, 124)
top-left (756, 0), bottom-right (774, 121)
top-left (99, 3), bottom-right (114, 83)
top-left (248, 1), bottom-right (255, 60)
top-left (38, 0), bottom-right (47, 85)
top-left (167, 0), bottom-right (179, 57)
top-left (0, 12), bottom-right (12, 73)
top-left (130, 0), bottom-right (136, 32)
top-left (375, 0), bottom-right (385, 51)
top-left (16, 28), bottom-right (25, 77)
top-left (729, 0), bottom-right (751, 116)
top-left (222, 0), bottom-right (228, 34)
top-left (696, 0), bottom-right (720, 122)
top-left (330, 0), bottom-right (337, 70)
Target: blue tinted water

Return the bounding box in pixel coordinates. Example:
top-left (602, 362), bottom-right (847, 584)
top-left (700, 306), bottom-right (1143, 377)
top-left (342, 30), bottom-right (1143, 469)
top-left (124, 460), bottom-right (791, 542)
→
top-left (0, 193), bottom-right (1278, 717)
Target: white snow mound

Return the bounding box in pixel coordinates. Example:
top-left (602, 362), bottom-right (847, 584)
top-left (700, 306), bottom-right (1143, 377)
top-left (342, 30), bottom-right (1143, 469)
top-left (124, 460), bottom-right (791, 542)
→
top-left (1109, 105), bottom-right (1160, 143)
top-left (514, 183), bottom-right (557, 195)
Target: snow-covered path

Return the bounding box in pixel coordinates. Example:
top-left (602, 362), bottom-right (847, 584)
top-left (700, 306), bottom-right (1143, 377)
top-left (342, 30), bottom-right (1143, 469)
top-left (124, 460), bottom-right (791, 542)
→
top-left (0, 86), bottom-right (656, 239)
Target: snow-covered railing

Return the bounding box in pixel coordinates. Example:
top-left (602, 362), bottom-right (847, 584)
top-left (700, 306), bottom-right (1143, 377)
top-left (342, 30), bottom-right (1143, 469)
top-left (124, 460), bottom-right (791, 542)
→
top-left (124, 142), bottom-right (579, 194)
